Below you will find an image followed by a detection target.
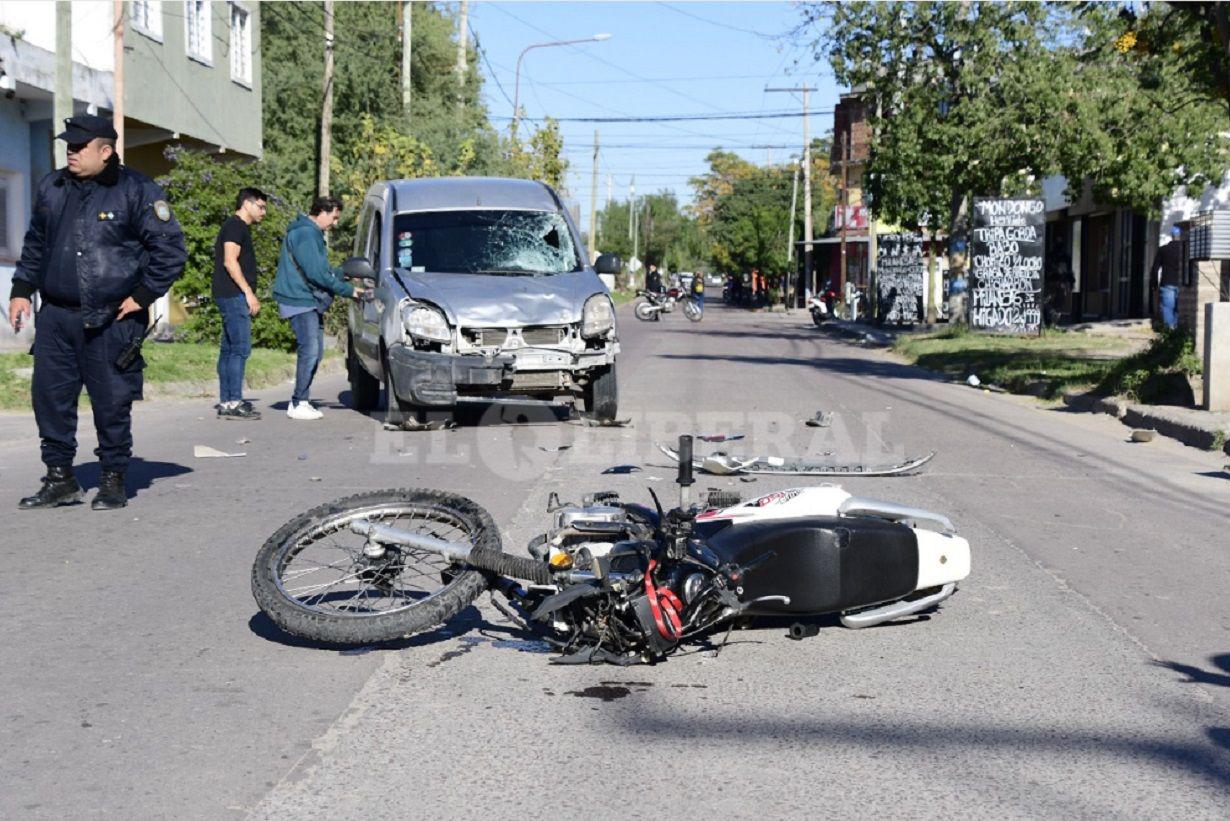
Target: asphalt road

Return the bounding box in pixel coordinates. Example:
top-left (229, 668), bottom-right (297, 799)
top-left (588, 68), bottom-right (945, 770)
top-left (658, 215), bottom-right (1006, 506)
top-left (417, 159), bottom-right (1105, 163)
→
top-left (2, 298), bottom-right (1228, 819)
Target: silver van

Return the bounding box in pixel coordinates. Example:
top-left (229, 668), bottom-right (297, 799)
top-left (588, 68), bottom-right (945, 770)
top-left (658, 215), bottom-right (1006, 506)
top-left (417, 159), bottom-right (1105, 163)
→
top-left (343, 177), bottom-right (621, 423)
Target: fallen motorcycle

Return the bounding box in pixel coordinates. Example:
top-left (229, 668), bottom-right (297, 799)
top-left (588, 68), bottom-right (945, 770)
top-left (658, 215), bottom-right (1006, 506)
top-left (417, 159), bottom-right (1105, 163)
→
top-left (251, 436), bottom-right (970, 664)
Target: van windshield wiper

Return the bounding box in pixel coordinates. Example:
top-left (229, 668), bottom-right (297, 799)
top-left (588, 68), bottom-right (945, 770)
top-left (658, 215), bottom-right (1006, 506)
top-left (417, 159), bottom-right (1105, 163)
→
top-left (472, 268), bottom-right (537, 276)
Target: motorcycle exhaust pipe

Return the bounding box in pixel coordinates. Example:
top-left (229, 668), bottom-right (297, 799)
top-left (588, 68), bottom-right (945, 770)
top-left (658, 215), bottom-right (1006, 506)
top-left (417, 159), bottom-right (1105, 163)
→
top-left (349, 520), bottom-right (552, 585)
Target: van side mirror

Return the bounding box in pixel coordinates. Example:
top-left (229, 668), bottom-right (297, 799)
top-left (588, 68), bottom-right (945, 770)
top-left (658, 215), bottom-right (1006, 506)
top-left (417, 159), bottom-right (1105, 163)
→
top-left (594, 253), bottom-right (621, 275)
top-left (342, 256), bottom-right (376, 285)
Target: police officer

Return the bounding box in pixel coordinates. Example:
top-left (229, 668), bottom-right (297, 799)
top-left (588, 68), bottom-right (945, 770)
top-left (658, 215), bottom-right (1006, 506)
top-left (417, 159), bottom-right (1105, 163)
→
top-left (7, 115), bottom-right (187, 510)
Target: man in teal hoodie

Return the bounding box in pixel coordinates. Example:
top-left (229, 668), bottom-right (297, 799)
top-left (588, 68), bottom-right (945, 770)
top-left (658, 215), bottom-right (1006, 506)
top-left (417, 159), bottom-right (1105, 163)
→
top-left (273, 196), bottom-right (364, 420)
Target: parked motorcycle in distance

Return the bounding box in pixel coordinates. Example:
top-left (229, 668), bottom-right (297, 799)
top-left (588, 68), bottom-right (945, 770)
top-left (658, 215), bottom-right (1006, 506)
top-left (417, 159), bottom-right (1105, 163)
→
top-left (809, 283), bottom-right (840, 326)
top-left (251, 435), bottom-right (971, 664)
top-left (634, 287), bottom-right (698, 322)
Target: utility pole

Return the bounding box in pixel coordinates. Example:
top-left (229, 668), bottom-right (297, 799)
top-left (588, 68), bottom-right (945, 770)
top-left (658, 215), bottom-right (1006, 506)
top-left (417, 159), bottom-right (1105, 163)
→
top-left (589, 130), bottom-right (600, 261)
top-left (401, 1), bottom-right (412, 116)
top-left (630, 175), bottom-right (639, 268)
top-left (319, 0), bottom-right (335, 196)
top-left (454, 1), bottom-right (467, 107)
top-left (766, 85), bottom-right (814, 307)
top-left (54, 1), bottom-right (72, 168)
top-left (787, 156), bottom-right (797, 267)
top-left (112, 0), bottom-right (124, 156)
top-left (840, 118), bottom-right (850, 299)
top-left (606, 173), bottom-right (612, 209)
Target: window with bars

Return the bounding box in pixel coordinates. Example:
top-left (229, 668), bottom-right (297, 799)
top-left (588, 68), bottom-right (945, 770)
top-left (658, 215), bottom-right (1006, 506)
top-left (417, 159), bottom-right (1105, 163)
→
top-left (185, 0), bottom-right (211, 64)
top-left (131, 0), bottom-right (163, 41)
top-left (229, 4), bottom-right (251, 85)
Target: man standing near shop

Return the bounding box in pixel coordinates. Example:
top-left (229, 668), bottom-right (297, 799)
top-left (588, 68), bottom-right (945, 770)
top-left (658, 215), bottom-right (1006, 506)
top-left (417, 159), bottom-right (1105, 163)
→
top-left (1153, 225), bottom-right (1184, 330)
top-left (6, 115), bottom-right (186, 510)
top-left (214, 187), bottom-right (267, 420)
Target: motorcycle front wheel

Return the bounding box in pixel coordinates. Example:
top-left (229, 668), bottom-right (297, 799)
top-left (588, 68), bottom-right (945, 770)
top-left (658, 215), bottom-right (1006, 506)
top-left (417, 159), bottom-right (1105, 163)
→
top-left (634, 301), bottom-right (657, 322)
top-left (251, 489), bottom-right (496, 645)
top-left (682, 299), bottom-right (703, 322)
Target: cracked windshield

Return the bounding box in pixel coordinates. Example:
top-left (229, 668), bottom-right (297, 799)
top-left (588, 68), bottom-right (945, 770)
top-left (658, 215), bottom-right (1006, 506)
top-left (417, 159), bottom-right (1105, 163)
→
top-left (391, 210), bottom-right (581, 275)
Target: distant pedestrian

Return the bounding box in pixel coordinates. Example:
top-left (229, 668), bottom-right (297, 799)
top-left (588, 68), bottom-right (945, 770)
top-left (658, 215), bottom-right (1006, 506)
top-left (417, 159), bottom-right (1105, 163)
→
top-left (7, 114), bottom-right (186, 510)
top-left (1154, 225), bottom-right (1183, 330)
top-left (692, 270), bottom-right (706, 307)
top-left (646, 263), bottom-right (662, 293)
top-left (213, 187), bottom-right (267, 420)
top-left (272, 196), bottom-right (364, 420)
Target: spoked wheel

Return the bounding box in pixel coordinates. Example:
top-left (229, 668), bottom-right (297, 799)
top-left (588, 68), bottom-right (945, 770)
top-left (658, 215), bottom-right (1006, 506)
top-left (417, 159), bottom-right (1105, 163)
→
top-left (633, 301), bottom-right (657, 322)
top-left (251, 489), bottom-right (497, 645)
top-left (682, 299), bottom-right (703, 322)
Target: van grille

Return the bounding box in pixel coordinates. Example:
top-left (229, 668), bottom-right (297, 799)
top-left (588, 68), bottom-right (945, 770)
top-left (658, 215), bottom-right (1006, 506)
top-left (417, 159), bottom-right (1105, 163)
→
top-left (464, 326), bottom-right (567, 348)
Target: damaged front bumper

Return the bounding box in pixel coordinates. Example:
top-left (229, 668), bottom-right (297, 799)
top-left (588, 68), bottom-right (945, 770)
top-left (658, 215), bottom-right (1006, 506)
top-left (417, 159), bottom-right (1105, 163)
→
top-left (387, 344), bottom-right (617, 406)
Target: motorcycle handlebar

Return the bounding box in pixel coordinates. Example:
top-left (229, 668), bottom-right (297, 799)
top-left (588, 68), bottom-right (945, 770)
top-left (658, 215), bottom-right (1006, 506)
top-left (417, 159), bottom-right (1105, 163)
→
top-left (677, 435), bottom-right (694, 488)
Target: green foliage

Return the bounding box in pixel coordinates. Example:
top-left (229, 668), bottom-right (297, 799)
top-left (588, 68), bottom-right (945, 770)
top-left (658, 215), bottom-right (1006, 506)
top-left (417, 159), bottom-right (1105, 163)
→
top-left (158, 148), bottom-right (297, 351)
top-left (256, 0), bottom-right (567, 256)
top-left (802, 1), bottom-right (1228, 227)
top-left (1097, 326), bottom-right (1202, 402)
top-left (692, 151), bottom-right (797, 279)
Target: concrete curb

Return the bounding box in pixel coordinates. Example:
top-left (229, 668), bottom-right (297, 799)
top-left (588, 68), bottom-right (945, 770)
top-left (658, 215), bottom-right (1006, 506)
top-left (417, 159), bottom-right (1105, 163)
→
top-left (1062, 390), bottom-right (1230, 451)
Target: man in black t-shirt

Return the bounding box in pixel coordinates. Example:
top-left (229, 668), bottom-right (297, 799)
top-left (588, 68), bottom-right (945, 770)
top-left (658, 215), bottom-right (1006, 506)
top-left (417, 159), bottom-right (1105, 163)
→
top-left (213, 187), bottom-right (267, 419)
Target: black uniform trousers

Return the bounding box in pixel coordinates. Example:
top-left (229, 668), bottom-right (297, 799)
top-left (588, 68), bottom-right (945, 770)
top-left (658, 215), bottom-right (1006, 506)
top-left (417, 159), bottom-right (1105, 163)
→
top-left (31, 302), bottom-right (145, 473)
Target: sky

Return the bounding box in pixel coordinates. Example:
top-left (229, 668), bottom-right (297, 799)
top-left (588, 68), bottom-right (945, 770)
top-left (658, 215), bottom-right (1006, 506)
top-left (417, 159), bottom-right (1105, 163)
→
top-left (465, 1), bottom-right (844, 237)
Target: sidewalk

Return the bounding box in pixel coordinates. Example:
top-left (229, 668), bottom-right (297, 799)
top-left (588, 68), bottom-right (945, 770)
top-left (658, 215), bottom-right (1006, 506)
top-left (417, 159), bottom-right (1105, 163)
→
top-left (822, 318), bottom-right (1230, 455)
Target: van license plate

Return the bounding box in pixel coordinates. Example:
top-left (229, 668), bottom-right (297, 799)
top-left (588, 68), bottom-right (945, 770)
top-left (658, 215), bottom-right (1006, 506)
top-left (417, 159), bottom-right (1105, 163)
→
top-left (514, 351), bottom-right (569, 369)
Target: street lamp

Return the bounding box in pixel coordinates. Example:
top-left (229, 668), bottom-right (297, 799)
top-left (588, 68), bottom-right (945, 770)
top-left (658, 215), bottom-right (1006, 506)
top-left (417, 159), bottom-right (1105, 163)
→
top-left (512, 33), bottom-right (611, 133)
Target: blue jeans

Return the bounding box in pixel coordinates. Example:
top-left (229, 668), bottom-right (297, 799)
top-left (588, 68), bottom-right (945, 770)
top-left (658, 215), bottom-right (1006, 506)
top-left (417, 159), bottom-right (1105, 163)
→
top-left (1159, 284), bottom-right (1179, 329)
top-left (216, 295), bottom-right (251, 403)
top-left (289, 310), bottom-right (324, 404)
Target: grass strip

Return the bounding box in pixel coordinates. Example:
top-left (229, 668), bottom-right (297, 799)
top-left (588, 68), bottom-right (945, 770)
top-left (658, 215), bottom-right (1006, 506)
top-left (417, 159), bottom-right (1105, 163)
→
top-left (0, 343), bottom-right (336, 411)
top-left (891, 326), bottom-right (1138, 399)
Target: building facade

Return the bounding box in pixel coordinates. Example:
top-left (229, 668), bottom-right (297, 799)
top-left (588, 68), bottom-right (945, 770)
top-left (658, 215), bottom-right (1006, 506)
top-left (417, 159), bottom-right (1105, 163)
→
top-left (0, 0), bottom-right (261, 348)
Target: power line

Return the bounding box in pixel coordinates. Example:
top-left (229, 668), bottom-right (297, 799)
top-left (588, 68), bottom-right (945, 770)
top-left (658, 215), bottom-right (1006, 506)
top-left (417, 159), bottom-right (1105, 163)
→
top-left (487, 4), bottom-right (731, 115)
top-left (656, 3), bottom-right (779, 40)
top-left (493, 110), bottom-right (831, 124)
top-left (472, 33), bottom-right (514, 109)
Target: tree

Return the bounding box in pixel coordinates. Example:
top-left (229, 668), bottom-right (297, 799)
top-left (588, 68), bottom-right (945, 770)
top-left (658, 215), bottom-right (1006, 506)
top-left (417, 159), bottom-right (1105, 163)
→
top-left (802, 0), bottom-right (1228, 232)
top-left (804, 1), bottom-right (1068, 241)
top-left (691, 152), bottom-right (797, 286)
top-left (158, 148), bottom-right (297, 350)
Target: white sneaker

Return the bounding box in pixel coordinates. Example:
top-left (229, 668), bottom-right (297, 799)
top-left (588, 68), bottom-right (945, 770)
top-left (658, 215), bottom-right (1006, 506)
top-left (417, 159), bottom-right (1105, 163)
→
top-left (286, 401), bottom-right (323, 420)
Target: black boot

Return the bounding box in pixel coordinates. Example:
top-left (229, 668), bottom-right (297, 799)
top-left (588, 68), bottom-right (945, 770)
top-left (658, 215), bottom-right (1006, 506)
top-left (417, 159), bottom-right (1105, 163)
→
top-left (92, 470), bottom-right (128, 510)
top-left (18, 466), bottom-right (84, 509)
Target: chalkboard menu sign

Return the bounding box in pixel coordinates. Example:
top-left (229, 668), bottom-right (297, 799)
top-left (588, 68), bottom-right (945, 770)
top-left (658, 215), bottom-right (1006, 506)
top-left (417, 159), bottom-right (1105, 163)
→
top-left (876, 232), bottom-right (924, 325)
top-left (971, 197), bottom-right (1045, 334)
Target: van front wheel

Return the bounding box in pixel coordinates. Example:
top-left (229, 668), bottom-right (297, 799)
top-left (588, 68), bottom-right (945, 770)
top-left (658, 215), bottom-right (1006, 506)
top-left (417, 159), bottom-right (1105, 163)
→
top-left (582, 363), bottom-right (618, 421)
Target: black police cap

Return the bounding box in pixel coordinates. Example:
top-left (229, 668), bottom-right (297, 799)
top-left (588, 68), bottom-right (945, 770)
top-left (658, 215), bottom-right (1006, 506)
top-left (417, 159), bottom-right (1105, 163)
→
top-left (57, 114), bottom-right (119, 143)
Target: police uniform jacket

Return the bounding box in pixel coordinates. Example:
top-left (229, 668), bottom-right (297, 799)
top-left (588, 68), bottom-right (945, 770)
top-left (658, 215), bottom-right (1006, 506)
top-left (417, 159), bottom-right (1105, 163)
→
top-left (11, 157), bottom-right (187, 329)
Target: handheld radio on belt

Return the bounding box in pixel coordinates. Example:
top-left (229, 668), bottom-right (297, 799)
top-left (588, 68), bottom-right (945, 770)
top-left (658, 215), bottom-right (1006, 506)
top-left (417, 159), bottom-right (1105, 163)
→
top-left (114, 314), bottom-right (161, 370)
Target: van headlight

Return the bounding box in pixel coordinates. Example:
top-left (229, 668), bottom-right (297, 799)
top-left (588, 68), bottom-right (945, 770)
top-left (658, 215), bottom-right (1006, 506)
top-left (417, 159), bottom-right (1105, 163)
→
top-left (402, 304), bottom-right (451, 342)
top-left (581, 295), bottom-right (614, 338)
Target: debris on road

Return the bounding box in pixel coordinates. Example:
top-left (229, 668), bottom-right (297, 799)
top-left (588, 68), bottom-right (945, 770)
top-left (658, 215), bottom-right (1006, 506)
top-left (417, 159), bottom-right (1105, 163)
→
top-left (966, 374), bottom-right (981, 387)
top-left (1130, 429), bottom-right (1155, 443)
top-left (539, 444), bottom-right (572, 453)
top-left (569, 415), bottom-right (632, 428)
top-left (696, 433), bottom-right (745, 442)
top-left (235, 437), bottom-right (251, 445)
top-left (659, 443), bottom-right (935, 477)
top-left (602, 464), bottom-right (641, 474)
top-left (805, 410), bottom-right (834, 428)
top-left (193, 445), bottom-right (246, 458)
top-left (383, 419), bottom-right (457, 431)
